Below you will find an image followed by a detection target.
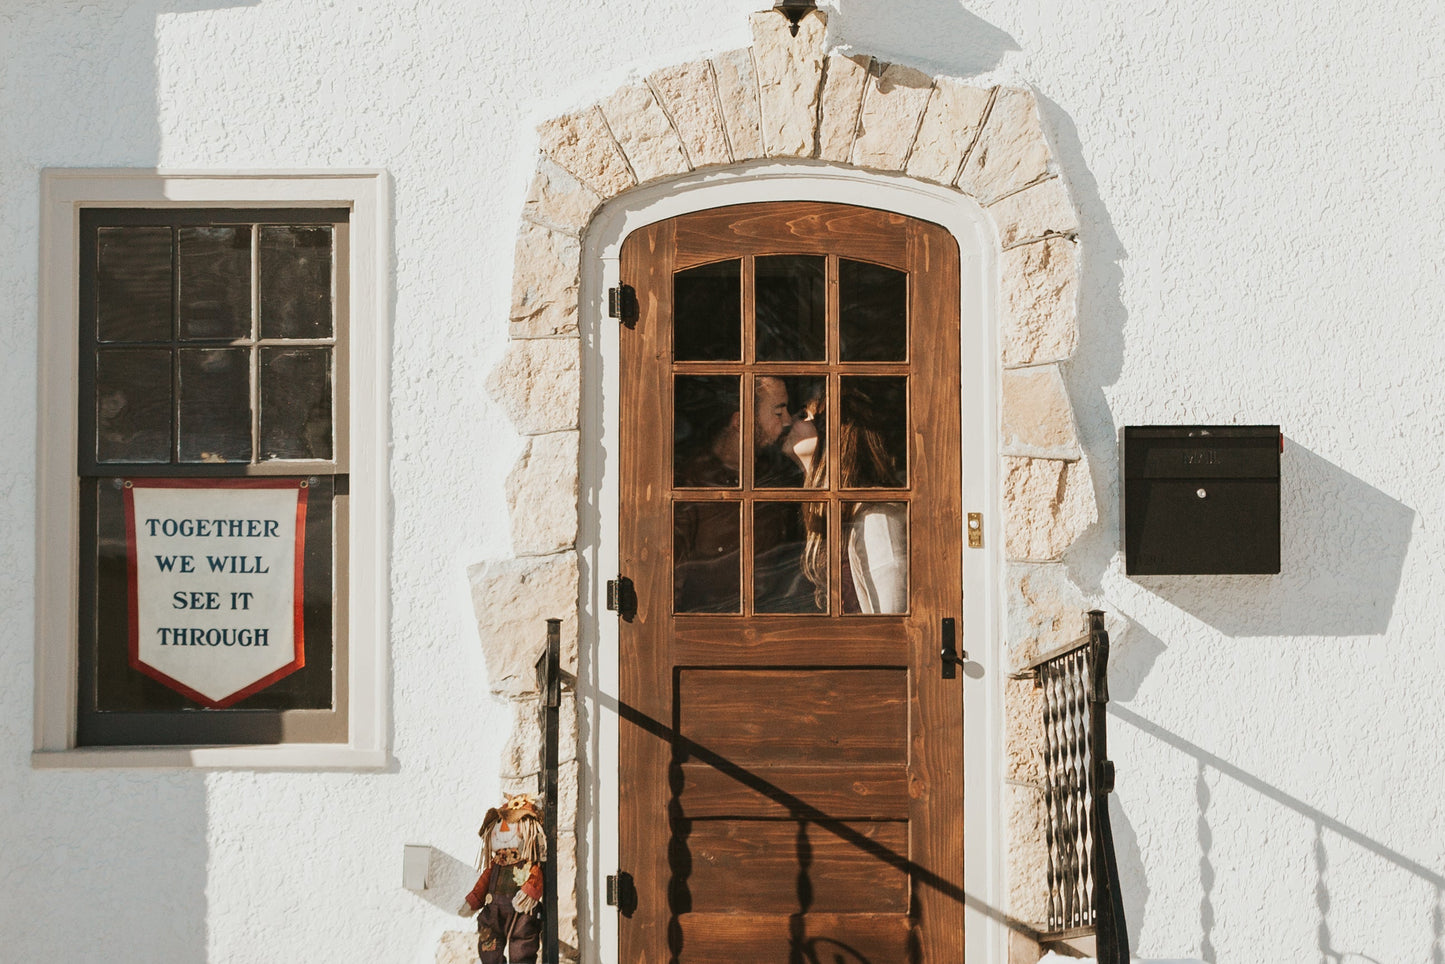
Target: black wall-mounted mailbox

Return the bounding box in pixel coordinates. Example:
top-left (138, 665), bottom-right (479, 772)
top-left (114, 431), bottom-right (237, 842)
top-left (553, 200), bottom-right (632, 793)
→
top-left (1123, 426), bottom-right (1281, 575)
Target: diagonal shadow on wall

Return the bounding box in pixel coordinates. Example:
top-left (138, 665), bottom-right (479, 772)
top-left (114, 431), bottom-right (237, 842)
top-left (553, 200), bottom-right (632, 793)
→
top-left (0, 1), bottom-right (257, 962)
top-left (827, 0), bottom-right (1021, 77)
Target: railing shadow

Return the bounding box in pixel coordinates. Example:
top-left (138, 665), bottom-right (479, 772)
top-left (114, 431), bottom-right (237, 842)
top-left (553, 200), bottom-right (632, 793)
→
top-left (1113, 704), bottom-right (1445, 962)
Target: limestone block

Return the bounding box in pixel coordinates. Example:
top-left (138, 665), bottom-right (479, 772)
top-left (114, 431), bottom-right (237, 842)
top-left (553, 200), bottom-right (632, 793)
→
top-left (817, 53), bottom-right (871, 162)
top-left (484, 337), bottom-right (580, 436)
top-left (599, 83), bottom-right (690, 182)
top-left (435, 930), bottom-right (477, 964)
top-left (499, 689), bottom-right (580, 781)
top-left (987, 175), bottom-right (1078, 248)
top-left (1002, 456), bottom-right (1096, 562)
top-left (956, 86), bottom-right (1053, 204)
top-left (906, 79), bottom-right (993, 186)
top-left (712, 48), bottom-right (764, 161)
top-left (1005, 782), bottom-right (1050, 925)
top-left (1006, 562), bottom-right (1092, 664)
top-left (510, 222), bottom-right (579, 338)
top-left (499, 705), bottom-right (540, 782)
top-left (852, 63), bottom-right (934, 172)
top-left (749, 8), bottom-right (827, 157)
top-left (1005, 682), bottom-right (1046, 785)
top-left (506, 431), bottom-right (579, 556)
top-left (649, 60), bottom-right (731, 168)
top-left (468, 554), bottom-right (578, 697)
top-left (1000, 236), bottom-right (1078, 367)
top-left (522, 158), bottom-right (602, 237)
top-left (554, 758), bottom-right (580, 841)
top-left (1001, 365), bottom-right (1081, 460)
top-left (536, 107), bottom-right (636, 199)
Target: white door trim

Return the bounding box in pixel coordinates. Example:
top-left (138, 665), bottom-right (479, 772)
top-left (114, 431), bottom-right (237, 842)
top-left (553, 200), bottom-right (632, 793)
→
top-left (577, 159), bottom-right (1006, 963)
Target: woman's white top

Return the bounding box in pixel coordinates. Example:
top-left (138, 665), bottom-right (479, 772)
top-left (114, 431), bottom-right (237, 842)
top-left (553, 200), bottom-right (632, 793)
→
top-left (847, 502), bottom-right (909, 614)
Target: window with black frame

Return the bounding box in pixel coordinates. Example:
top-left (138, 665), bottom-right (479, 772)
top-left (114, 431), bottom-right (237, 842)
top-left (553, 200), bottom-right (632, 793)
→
top-left (77, 208), bottom-right (350, 746)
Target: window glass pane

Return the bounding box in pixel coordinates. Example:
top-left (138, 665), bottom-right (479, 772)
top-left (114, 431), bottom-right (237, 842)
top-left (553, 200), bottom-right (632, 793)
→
top-left (674, 260), bottom-right (741, 361)
top-left (839, 376), bottom-right (908, 488)
top-left (754, 501), bottom-right (826, 614)
top-left (260, 347), bottom-right (333, 460)
top-left (259, 225), bottom-right (333, 339)
top-left (754, 375), bottom-right (824, 489)
top-left (178, 348), bottom-right (251, 463)
top-left (844, 502), bottom-right (908, 614)
top-left (755, 254), bottom-right (825, 361)
top-left (674, 501), bottom-right (741, 614)
top-left (675, 376), bottom-right (740, 488)
top-left (179, 225), bottom-right (252, 340)
top-left (96, 349), bottom-right (172, 463)
top-left (839, 259), bottom-right (907, 361)
top-left (97, 226), bottom-right (172, 342)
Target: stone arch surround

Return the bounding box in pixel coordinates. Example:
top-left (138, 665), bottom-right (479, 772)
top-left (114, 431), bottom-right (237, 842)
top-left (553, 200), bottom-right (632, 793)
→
top-left (466, 8), bottom-right (1099, 954)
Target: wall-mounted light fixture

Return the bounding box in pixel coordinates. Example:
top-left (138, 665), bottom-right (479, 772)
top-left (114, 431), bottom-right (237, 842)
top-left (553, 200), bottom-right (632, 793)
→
top-left (774, 0), bottom-right (817, 36)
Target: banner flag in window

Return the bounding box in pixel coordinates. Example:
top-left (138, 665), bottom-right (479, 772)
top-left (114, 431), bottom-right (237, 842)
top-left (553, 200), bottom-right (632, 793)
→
top-left (123, 479), bottom-right (309, 708)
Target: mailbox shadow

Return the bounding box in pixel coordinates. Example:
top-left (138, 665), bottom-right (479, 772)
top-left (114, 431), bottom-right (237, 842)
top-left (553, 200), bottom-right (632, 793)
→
top-left (1129, 440), bottom-right (1414, 637)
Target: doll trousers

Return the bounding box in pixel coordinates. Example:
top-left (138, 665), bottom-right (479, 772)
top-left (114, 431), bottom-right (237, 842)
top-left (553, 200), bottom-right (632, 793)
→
top-left (476, 900), bottom-right (541, 964)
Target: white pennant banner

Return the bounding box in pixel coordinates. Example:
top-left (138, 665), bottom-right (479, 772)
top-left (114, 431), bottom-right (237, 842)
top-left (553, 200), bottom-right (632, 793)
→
top-left (125, 479), bottom-right (308, 708)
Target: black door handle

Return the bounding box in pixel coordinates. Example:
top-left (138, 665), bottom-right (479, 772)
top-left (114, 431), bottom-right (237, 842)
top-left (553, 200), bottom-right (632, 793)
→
top-left (941, 617), bottom-right (967, 678)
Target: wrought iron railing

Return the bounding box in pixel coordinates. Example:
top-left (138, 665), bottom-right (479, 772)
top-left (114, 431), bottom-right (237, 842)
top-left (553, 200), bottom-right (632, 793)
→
top-left (535, 617), bottom-right (562, 964)
top-left (1010, 610), bottom-right (1130, 964)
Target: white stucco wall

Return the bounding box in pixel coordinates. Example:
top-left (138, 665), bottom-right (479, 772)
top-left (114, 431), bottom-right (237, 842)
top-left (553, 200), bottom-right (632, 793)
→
top-left (2, 1), bottom-right (1442, 962)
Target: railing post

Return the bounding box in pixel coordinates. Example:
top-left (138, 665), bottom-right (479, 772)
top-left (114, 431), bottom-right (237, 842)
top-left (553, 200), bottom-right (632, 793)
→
top-left (536, 618), bottom-right (562, 964)
top-left (1087, 610), bottom-right (1130, 964)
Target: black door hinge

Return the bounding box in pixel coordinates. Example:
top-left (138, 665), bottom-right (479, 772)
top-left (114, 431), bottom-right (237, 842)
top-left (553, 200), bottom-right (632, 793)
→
top-left (605, 871), bottom-right (636, 914)
top-left (608, 285), bottom-right (638, 328)
top-left (606, 575), bottom-right (637, 622)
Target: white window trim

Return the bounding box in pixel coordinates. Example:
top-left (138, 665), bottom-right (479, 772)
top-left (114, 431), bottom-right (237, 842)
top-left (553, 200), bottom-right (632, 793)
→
top-left (577, 161), bottom-right (1006, 963)
top-left (33, 170), bottom-right (391, 769)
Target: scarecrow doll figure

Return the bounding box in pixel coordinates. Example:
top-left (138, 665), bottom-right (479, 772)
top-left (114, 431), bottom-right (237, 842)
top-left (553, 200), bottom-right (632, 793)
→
top-left (458, 794), bottom-right (546, 964)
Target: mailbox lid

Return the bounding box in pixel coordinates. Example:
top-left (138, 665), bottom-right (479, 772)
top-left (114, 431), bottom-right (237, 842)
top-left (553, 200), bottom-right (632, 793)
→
top-left (1124, 425), bottom-right (1281, 480)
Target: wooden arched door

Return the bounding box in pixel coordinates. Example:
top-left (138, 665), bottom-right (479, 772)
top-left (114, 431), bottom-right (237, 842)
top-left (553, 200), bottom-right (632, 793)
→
top-left (618, 202), bottom-right (965, 962)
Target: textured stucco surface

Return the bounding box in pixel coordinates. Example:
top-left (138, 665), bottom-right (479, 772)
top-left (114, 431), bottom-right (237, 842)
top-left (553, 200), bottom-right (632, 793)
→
top-left (3, 2), bottom-right (1445, 964)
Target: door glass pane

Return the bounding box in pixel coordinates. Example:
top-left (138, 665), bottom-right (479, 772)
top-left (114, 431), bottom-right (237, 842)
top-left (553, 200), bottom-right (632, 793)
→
top-left (674, 501), bottom-right (741, 613)
top-left (755, 254), bottom-right (825, 361)
top-left (674, 260), bottom-right (741, 361)
top-left (839, 376), bottom-right (908, 488)
top-left (260, 347), bottom-right (333, 460)
top-left (259, 225), bottom-right (333, 339)
top-left (754, 501), bottom-right (826, 614)
top-left (839, 259), bottom-right (907, 361)
top-left (178, 226), bottom-right (252, 340)
top-left (96, 349), bottom-right (172, 463)
top-left (675, 376), bottom-right (740, 488)
top-left (754, 375), bottom-right (824, 489)
top-left (844, 502), bottom-right (908, 613)
top-left (97, 226), bottom-right (172, 342)
top-left (178, 348), bottom-right (251, 463)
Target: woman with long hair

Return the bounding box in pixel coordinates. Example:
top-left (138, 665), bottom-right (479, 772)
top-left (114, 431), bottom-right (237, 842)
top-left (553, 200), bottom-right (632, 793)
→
top-left (787, 384), bottom-right (909, 613)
